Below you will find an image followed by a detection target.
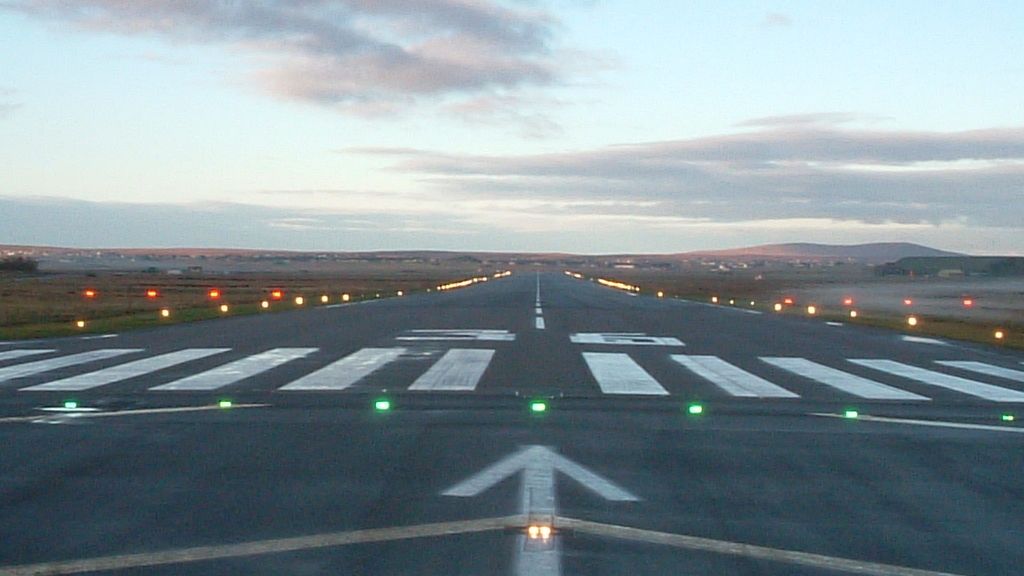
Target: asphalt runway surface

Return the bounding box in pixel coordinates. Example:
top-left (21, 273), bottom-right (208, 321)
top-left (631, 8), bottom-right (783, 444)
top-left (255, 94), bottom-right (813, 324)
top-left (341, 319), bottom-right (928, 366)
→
top-left (1, 272), bottom-right (1023, 575)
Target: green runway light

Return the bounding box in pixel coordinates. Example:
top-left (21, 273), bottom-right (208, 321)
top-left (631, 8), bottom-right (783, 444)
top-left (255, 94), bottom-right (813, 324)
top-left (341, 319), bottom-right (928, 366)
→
top-left (1001, 414), bottom-right (1015, 422)
top-left (63, 400), bottom-right (78, 410)
top-left (218, 400), bottom-right (233, 409)
top-left (375, 399), bottom-right (392, 412)
top-left (530, 401), bottom-right (548, 413)
top-left (687, 403), bottom-right (704, 415)
top-left (844, 410), bottom-right (859, 419)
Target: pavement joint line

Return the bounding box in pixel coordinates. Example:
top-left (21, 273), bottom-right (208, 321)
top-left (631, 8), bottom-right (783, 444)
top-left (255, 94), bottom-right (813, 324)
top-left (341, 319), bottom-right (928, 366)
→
top-left (811, 413), bottom-right (1024, 434)
top-left (556, 517), bottom-right (971, 576)
top-left (0, 516), bottom-right (526, 576)
top-left (0, 404), bottom-right (269, 425)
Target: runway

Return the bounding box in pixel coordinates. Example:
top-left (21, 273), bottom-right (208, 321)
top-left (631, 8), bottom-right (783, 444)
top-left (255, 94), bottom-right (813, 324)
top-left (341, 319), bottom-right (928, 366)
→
top-left (1, 272), bottom-right (1022, 574)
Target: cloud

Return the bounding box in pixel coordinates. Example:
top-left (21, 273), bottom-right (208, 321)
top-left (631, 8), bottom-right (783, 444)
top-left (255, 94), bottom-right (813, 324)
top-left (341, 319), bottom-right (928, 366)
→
top-left (352, 123), bottom-right (1024, 233)
top-left (0, 196), bottom-right (479, 250)
top-left (735, 112), bottom-right (888, 128)
top-left (762, 12), bottom-right (792, 28)
top-left (4, 0), bottom-right (571, 122)
top-left (0, 87), bottom-right (20, 118)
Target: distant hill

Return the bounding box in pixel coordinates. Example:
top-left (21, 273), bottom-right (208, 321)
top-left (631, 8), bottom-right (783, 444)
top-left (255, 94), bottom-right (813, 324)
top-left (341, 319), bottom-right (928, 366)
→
top-left (683, 242), bottom-right (963, 264)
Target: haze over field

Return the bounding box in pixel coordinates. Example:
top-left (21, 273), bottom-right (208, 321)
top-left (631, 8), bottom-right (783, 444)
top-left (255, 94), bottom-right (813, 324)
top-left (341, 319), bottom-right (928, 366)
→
top-left (1, 2), bottom-right (1022, 254)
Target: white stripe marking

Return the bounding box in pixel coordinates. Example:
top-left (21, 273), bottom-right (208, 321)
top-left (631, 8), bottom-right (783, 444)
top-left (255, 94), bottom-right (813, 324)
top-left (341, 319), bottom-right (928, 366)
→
top-left (582, 353), bottom-right (668, 395)
top-left (901, 336), bottom-right (949, 346)
top-left (280, 348), bottom-right (406, 390)
top-left (672, 355), bottom-right (799, 398)
top-left (398, 329), bottom-right (515, 342)
top-left (850, 359), bottom-right (1024, 402)
top-left (826, 322), bottom-right (844, 327)
top-left (20, 349), bottom-right (232, 392)
top-left (535, 317), bottom-right (546, 330)
top-left (535, 307), bottom-right (543, 315)
top-left (151, 348), bottom-right (317, 391)
top-left (0, 349), bottom-right (55, 362)
top-left (571, 333), bottom-right (684, 346)
top-left (936, 361), bottom-right (1024, 383)
top-left (409, 349), bottom-right (495, 391)
top-left (814, 413), bottom-right (1024, 435)
top-left (761, 357), bottom-right (928, 400)
top-left (0, 349), bottom-right (141, 384)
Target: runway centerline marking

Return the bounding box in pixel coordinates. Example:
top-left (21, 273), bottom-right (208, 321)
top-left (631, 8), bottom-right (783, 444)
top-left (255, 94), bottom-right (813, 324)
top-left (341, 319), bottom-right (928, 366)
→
top-left (444, 445), bottom-right (638, 576)
top-left (535, 317), bottom-right (546, 330)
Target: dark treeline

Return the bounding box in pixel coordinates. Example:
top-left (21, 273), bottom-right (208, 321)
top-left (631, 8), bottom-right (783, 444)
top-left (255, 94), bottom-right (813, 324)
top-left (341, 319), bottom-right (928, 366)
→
top-left (0, 256), bottom-right (39, 272)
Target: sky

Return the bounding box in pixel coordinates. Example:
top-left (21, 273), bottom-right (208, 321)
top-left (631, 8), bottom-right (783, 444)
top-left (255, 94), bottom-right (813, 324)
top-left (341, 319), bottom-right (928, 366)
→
top-left (1, 1), bottom-right (1022, 254)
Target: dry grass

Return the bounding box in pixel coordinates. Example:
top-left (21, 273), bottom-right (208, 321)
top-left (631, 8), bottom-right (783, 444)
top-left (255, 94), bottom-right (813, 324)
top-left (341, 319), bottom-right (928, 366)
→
top-left (0, 268), bottom-right (484, 339)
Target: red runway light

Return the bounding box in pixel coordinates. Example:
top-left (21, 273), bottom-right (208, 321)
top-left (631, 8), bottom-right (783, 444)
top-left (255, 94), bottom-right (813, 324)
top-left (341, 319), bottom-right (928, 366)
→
top-left (271, 290), bottom-right (284, 300)
top-left (962, 298), bottom-right (974, 308)
top-left (903, 298), bottom-right (913, 306)
top-left (783, 297), bottom-right (794, 305)
top-left (843, 297), bottom-right (854, 306)
top-left (146, 289), bottom-right (159, 299)
top-left (208, 289), bottom-right (221, 300)
top-left (83, 289), bottom-right (97, 298)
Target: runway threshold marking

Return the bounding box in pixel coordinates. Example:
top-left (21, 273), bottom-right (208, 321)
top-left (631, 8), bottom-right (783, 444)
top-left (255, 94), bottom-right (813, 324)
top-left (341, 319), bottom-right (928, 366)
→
top-left (0, 349), bottom-right (142, 384)
top-left (672, 355), bottom-right (798, 398)
top-left (150, 348), bottom-right (318, 391)
top-left (0, 513), bottom-right (973, 576)
top-left (813, 412), bottom-right (1024, 435)
top-left (408, 349), bottom-right (494, 391)
top-left (850, 359), bottom-right (1024, 402)
top-left (935, 361), bottom-right (1024, 383)
top-left (280, 348), bottom-right (407, 391)
top-left (761, 357), bottom-right (929, 401)
top-left (582, 353), bottom-right (669, 395)
top-left (0, 349), bottom-right (55, 362)
top-left (20, 349), bottom-right (232, 392)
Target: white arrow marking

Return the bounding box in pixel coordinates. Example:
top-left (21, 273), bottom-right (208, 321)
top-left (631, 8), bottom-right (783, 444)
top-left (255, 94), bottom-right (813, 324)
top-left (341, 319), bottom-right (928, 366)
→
top-left (443, 445), bottom-right (638, 576)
